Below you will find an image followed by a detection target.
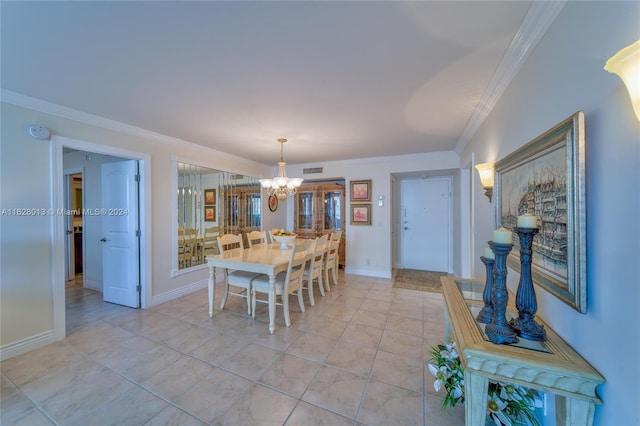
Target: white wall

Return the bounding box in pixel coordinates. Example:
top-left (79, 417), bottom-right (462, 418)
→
top-left (0, 100), bottom-right (270, 354)
top-left (285, 151), bottom-right (460, 278)
top-left (460, 2), bottom-right (640, 424)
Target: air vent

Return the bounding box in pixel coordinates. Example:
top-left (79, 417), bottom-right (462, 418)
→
top-left (303, 167), bottom-right (323, 174)
top-left (232, 174), bottom-right (244, 180)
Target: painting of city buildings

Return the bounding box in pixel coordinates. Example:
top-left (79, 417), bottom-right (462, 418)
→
top-left (499, 145), bottom-right (568, 287)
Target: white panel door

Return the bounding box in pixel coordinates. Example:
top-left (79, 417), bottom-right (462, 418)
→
top-left (400, 178), bottom-right (451, 272)
top-left (101, 160), bottom-right (140, 307)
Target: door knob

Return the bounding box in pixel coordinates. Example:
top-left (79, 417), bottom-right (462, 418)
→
top-left (66, 230), bottom-right (73, 235)
top-left (100, 237), bottom-right (108, 242)
top-left (404, 227), bottom-right (409, 230)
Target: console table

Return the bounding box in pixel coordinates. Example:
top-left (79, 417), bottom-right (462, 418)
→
top-left (440, 277), bottom-right (604, 426)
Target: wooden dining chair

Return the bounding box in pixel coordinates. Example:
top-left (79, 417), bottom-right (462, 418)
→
top-left (246, 230), bottom-right (268, 247)
top-left (251, 239), bottom-right (311, 327)
top-left (302, 234), bottom-right (328, 305)
top-left (324, 230), bottom-right (342, 288)
top-left (217, 233), bottom-right (263, 316)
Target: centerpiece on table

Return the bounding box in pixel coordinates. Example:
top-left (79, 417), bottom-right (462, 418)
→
top-left (272, 229), bottom-right (297, 249)
top-left (428, 342), bottom-right (542, 426)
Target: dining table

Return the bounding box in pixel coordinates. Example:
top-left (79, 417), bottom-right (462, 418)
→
top-left (206, 242), bottom-right (302, 334)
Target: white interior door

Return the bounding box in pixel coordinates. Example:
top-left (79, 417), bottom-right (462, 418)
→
top-left (400, 178), bottom-right (451, 272)
top-left (101, 160), bottom-right (140, 307)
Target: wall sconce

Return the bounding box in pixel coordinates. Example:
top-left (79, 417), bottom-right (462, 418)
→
top-left (475, 162), bottom-right (494, 202)
top-left (604, 40), bottom-right (640, 121)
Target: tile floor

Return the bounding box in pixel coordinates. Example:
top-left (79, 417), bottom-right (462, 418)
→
top-left (1, 271), bottom-right (465, 425)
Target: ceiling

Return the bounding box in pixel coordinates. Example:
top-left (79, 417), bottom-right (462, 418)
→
top-left (2, 1), bottom-right (559, 166)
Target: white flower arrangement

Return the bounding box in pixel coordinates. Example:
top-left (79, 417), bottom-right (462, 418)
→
top-left (428, 342), bottom-right (543, 426)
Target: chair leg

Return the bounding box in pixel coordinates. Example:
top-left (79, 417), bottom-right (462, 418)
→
top-left (307, 279), bottom-right (315, 306)
top-left (332, 266), bottom-right (338, 286)
top-left (245, 285), bottom-right (252, 316)
top-left (323, 268), bottom-right (331, 292)
top-left (220, 283), bottom-right (229, 309)
top-left (251, 289), bottom-right (257, 318)
top-left (283, 293), bottom-right (291, 327)
top-left (317, 275), bottom-right (325, 297)
top-left (297, 287), bottom-right (305, 313)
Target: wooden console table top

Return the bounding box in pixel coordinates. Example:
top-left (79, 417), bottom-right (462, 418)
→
top-left (440, 276), bottom-right (604, 425)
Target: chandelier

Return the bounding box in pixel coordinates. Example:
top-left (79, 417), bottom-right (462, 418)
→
top-left (259, 138), bottom-right (303, 200)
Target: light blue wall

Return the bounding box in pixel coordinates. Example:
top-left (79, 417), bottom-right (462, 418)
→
top-left (461, 2), bottom-right (640, 424)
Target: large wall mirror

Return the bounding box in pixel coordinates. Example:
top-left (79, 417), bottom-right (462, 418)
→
top-left (176, 161), bottom-right (261, 271)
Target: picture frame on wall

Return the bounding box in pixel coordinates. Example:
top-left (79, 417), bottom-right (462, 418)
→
top-left (350, 179), bottom-right (371, 202)
top-left (351, 204), bottom-right (371, 225)
top-left (204, 189), bottom-right (216, 205)
top-left (204, 205), bottom-right (216, 222)
top-left (494, 111), bottom-right (586, 313)
top-left (268, 194), bottom-right (278, 212)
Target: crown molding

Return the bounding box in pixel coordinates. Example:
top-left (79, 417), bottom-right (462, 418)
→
top-left (0, 88), bottom-right (269, 170)
top-left (455, 1), bottom-right (567, 155)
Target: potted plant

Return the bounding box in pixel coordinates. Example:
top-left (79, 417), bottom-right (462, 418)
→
top-left (428, 342), bottom-right (543, 426)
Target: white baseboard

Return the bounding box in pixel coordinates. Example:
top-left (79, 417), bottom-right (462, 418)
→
top-left (0, 330), bottom-right (55, 361)
top-left (83, 278), bottom-right (102, 292)
top-left (344, 267), bottom-right (392, 279)
top-left (151, 279), bottom-right (208, 306)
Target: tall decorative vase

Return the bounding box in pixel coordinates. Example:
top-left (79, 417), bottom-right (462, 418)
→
top-left (485, 241), bottom-right (519, 344)
top-left (509, 227), bottom-right (546, 341)
top-left (476, 255), bottom-right (495, 324)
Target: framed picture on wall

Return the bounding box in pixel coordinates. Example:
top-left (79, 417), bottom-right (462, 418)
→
top-left (350, 179), bottom-right (371, 202)
top-left (268, 194), bottom-right (278, 212)
top-left (494, 111), bottom-right (586, 313)
top-left (351, 204), bottom-right (371, 225)
top-left (204, 205), bottom-right (216, 222)
top-left (204, 189), bottom-right (216, 205)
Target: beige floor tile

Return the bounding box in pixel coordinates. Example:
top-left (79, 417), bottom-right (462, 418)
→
top-left (28, 364), bottom-right (134, 421)
top-left (144, 405), bottom-right (206, 426)
top-left (162, 323), bottom-right (219, 353)
top-left (302, 365), bottom-right (367, 420)
top-left (379, 329), bottom-right (424, 359)
top-left (4, 273), bottom-right (457, 425)
top-left (370, 350), bottom-right (424, 394)
top-left (385, 313), bottom-right (423, 337)
top-left (357, 379), bottom-right (423, 426)
top-left (174, 368), bottom-right (252, 424)
top-left (340, 322), bottom-right (384, 349)
top-left (218, 342), bottom-right (281, 380)
top-left (65, 386), bottom-right (167, 426)
top-left (220, 383), bottom-right (297, 425)
top-left (286, 332), bottom-right (337, 363)
top-left (258, 354), bottom-right (321, 398)
top-left (424, 394), bottom-right (465, 425)
top-left (351, 308), bottom-right (388, 329)
top-left (141, 355), bottom-right (215, 401)
top-left (1, 375), bottom-right (35, 423)
top-left (0, 342), bottom-right (86, 387)
top-left (285, 401), bottom-right (354, 426)
top-left (2, 408), bottom-right (54, 426)
top-left (325, 341), bottom-right (376, 377)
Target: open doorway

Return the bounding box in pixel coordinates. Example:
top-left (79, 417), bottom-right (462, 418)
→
top-left (52, 137), bottom-right (151, 341)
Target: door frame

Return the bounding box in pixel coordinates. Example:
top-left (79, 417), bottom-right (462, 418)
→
top-left (51, 136), bottom-right (151, 340)
top-left (64, 168), bottom-right (83, 281)
top-left (394, 175), bottom-right (453, 274)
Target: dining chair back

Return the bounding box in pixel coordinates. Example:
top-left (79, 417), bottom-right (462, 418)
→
top-left (202, 226), bottom-right (219, 262)
top-left (325, 231), bottom-right (342, 287)
top-left (302, 234), bottom-right (328, 305)
top-left (246, 230), bottom-right (268, 247)
top-left (251, 239), bottom-right (311, 327)
top-left (216, 233), bottom-right (262, 315)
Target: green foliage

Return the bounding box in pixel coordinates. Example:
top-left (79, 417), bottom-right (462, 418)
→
top-left (428, 342), bottom-right (542, 426)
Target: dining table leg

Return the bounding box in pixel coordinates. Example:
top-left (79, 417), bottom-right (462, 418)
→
top-left (268, 273), bottom-right (276, 334)
top-left (208, 264), bottom-right (215, 318)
